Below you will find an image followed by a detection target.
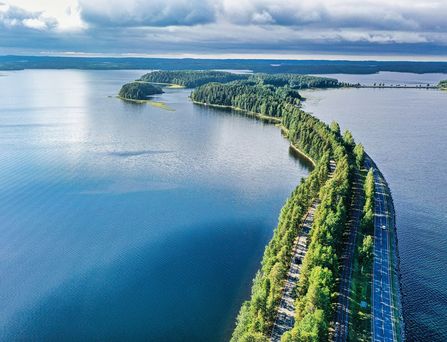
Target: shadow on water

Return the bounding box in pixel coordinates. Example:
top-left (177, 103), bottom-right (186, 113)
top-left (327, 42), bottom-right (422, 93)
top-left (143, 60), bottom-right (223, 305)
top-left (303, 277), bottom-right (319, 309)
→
top-left (288, 145), bottom-right (315, 171)
top-left (2, 220), bottom-right (270, 342)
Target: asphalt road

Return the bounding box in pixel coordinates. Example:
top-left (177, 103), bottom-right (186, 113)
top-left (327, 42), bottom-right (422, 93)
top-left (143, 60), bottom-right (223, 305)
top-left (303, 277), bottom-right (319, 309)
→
top-left (371, 162), bottom-right (397, 342)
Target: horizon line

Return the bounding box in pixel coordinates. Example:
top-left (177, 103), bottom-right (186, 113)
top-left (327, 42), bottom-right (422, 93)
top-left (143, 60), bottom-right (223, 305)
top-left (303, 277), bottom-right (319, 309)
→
top-left (2, 52), bottom-right (447, 63)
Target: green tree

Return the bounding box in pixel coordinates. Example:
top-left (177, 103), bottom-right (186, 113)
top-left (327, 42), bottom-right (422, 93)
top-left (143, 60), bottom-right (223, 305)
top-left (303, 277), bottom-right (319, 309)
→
top-left (330, 121), bottom-right (341, 136)
top-left (342, 130), bottom-right (355, 148)
top-left (294, 309), bottom-right (327, 342)
top-left (353, 143), bottom-right (365, 169)
top-left (361, 168), bottom-right (375, 233)
top-left (359, 235), bottom-right (373, 265)
top-left (118, 82), bottom-right (163, 100)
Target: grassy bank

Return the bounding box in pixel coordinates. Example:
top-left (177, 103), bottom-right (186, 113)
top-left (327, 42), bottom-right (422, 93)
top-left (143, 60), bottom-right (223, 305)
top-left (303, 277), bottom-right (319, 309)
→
top-left (117, 96), bottom-right (175, 111)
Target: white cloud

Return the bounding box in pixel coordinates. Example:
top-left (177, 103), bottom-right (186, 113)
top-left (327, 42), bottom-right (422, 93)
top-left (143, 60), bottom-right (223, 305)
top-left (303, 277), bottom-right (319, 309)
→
top-left (251, 10), bottom-right (274, 25)
top-left (4, 0), bottom-right (84, 30)
top-left (0, 3), bottom-right (56, 29)
top-left (22, 18), bottom-right (47, 29)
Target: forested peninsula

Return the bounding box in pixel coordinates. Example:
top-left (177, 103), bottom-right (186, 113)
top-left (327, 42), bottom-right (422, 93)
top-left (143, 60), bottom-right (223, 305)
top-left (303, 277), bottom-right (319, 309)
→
top-left (120, 70), bottom-right (404, 341)
top-left (192, 77), bottom-right (353, 341)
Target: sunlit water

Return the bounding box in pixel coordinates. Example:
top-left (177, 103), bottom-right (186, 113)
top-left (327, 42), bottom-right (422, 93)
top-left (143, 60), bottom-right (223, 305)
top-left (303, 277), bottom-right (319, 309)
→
top-left (302, 72), bottom-right (447, 342)
top-left (0, 70), bottom-right (311, 341)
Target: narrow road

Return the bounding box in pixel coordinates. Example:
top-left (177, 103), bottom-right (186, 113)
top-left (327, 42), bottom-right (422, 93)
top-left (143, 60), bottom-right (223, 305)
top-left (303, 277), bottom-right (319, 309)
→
top-left (366, 155), bottom-right (404, 342)
top-left (372, 167), bottom-right (395, 341)
top-left (270, 201), bottom-right (319, 342)
top-left (270, 160), bottom-right (336, 341)
top-left (333, 168), bottom-right (364, 342)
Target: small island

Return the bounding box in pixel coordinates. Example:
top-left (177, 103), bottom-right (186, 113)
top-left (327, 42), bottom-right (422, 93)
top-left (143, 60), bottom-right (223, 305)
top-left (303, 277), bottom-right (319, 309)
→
top-left (118, 81), bottom-right (163, 101)
top-left (439, 80), bottom-right (447, 89)
top-left (118, 81), bottom-right (175, 111)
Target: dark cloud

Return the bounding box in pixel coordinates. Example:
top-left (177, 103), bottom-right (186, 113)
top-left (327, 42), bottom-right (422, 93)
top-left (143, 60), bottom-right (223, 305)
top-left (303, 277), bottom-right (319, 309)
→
top-left (1, 0), bottom-right (447, 58)
top-left (79, 0), bottom-right (215, 27)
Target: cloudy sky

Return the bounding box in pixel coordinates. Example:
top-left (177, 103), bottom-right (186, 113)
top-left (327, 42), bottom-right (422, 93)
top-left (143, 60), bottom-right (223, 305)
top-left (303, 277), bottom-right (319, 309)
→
top-left (1, 0), bottom-right (447, 59)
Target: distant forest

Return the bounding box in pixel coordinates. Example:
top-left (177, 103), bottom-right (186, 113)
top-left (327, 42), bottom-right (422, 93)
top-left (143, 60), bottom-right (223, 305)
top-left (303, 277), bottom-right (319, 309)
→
top-left (2, 55), bottom-right (447, 74)
top-left (140, 70), bottom-right (340, 89)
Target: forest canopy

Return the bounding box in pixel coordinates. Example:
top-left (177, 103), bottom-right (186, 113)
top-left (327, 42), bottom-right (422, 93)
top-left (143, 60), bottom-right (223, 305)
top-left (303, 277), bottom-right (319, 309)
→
top-left (139, 70), bottom-right (247, 88)
top-left (191, 80), bottom-right (302, 117)
top-left (118, 82), bottom-right (163, 100)
top-left (138, 70), bottom-right (340, 89)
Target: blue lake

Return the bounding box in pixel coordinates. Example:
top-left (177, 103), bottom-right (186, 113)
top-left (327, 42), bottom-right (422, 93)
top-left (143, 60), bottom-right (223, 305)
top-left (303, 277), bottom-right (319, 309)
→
top-left (2, 69), bottom-right (446, 341)
top-left (0, 70), bottom-right (311, 340)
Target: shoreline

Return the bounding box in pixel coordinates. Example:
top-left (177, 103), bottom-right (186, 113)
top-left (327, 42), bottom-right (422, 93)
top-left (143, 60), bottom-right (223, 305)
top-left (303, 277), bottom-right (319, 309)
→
top-left (280, 125), bottom-right (317, 168)
top-left (192, 100), bottom-right (316, 168)
top-left (137, 80), bottom-right (185, 89)
top-left (365, 154), bottom-right (405, 341)
top-left (191, 100), bottom-right (282, 124)
top-left (116, 95), bottom-right (175, 111)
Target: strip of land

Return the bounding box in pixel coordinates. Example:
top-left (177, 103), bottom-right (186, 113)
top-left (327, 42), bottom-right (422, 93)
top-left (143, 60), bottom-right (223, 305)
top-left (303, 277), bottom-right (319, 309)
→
top-left (271, 160), bottom-right (336, 341)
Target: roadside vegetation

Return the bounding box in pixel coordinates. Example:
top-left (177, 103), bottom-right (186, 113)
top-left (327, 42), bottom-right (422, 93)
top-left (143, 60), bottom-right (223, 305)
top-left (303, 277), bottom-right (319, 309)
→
top-left (439, 80), bottom-right (447, 89)
top-left (348, 168), bottom-right (374, 341)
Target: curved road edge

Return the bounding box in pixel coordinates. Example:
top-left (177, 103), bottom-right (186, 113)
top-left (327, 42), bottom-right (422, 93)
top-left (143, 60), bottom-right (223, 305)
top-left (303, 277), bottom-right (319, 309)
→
top-left (365, 154), bottom-right (405, 342)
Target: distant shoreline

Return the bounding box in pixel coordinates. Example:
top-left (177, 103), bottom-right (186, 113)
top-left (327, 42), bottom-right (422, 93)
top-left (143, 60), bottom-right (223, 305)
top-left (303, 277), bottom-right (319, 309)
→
top-left (2, 56), bottom-right (447, 74)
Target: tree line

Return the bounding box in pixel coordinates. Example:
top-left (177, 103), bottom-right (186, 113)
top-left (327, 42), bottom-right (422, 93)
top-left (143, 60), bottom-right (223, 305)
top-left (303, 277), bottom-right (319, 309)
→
top-left (249, 73), bottom-right (340, 89)
top-left (138, 70), bottom-right (341, 89)
top-left (191, 81), bottom-right (301, 117)
top-left (360, 168), bottom-right (374, 266)
top-left (139, 70), bottom-right (247, 88)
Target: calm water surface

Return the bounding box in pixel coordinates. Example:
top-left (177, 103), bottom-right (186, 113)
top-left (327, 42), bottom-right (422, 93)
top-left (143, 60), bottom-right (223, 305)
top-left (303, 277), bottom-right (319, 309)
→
top-left (302, 72), bottom-right (447, 341)
top-left (0, 70), bottom-right (311, 340)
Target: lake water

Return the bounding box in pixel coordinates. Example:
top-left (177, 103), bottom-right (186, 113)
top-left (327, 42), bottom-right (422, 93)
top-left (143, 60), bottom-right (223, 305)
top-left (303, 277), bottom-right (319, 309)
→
top-left (301, 72), bottom-right (447, 342)
top-left (0, 70), bottom-right (311, 341)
